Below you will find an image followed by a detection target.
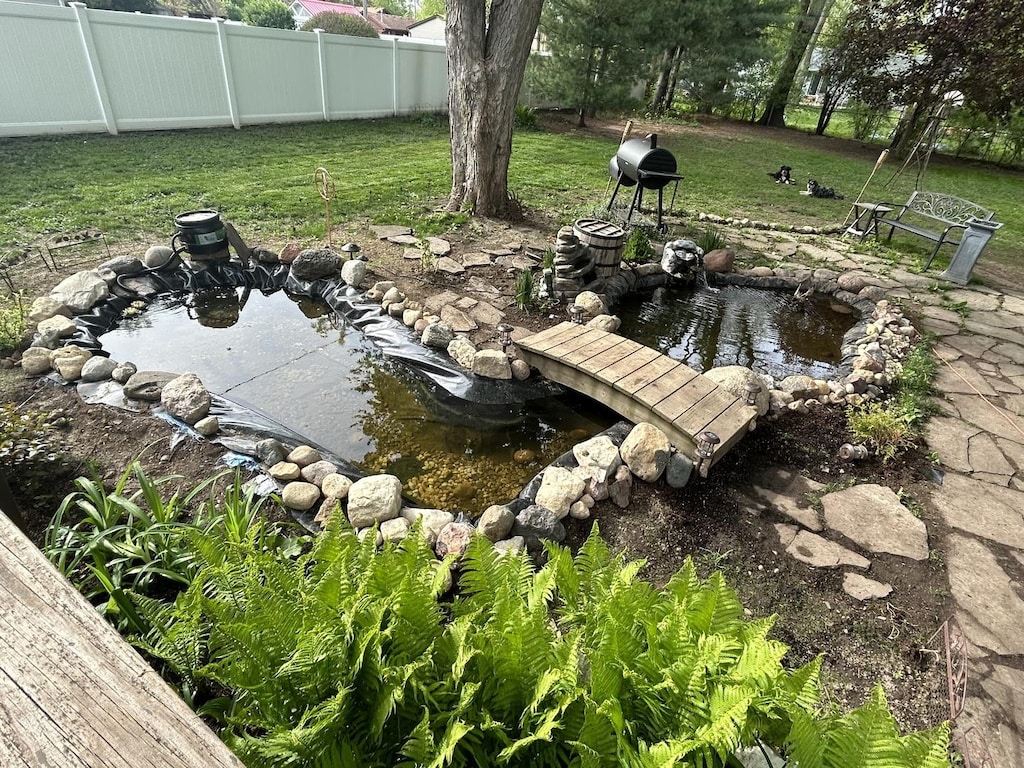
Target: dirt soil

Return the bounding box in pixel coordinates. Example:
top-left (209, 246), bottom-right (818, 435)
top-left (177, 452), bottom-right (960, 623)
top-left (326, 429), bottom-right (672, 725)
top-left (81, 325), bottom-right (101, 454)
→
top-left (1, 114), bottom-right (954, 737)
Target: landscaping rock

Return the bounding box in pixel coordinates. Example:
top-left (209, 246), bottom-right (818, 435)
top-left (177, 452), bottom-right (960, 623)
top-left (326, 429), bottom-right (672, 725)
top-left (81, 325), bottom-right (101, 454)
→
top-left (301, 460), bottom-right (340, 487)
top-left (269, 461), bottom-right (301, 481)
top-left (511, 504), bottom-right (566, 547)
top-left (381, 517), bottom-right (411, 543)
top-left (194, 415), bottom-right (219, 436)
top-left (510, 358), bottom-right (531, 380)
top-left (321, 473), bottom-right (352, 500)
top-left (609, 464), bottom-right (632, 508)
top-left (421, 321), bottom-right (454, 349)
top-left (160, 373), bottom-right (210, 425)
top-left (435, 521), bottom-right (476, 561)
top-left (785, 530), bottom-right (870, 569)
top-left (50, 270), bottom-right (110, 313)
top-left (110, 361), bottom-right (137, 384)
top-left (472, 349), bottom-right (511, 380)
top-left (477, 504), bottom-right (515, 542)
top-left (401, 507), bottom-right (455, 545)
top-left (574, 291), bottom-right (607, 318)
top-left (703, 248), bottom-right (735, 273)
top-left (27, 296), bottom-right (70, 324)
top-left (20, 347), bottom-right (52, 376)
top-left (282, 481), bottom-right (320, 511)
top-left (572, 435), bottom-right (622, 483)
top-left (51, 345), bottom-right (92, 382)
top-left (291, 248), bottom-right (340, 281)
top-left (37, 314), bottom-right (77, 341)
top-left (620, 422), bottom-right (670, 482)
top-left (843, 573), bottom-right (893, 601)
top-left (256, 438), bottom-right (287, 466)
top-left (778, 375), bottom-right (819, 400)
top-left (535, 466), bottom-right (586, 519)
top-left (586, 314), bottom-right (621, 332)
top-left (143, 245), bottom-right (176, 269)
top-left (494, 536), bottom-right (526, 557)
top-left (665, 452), bottom-right (694, 488)
top-left (340, 258), bottom-right (366, 287)
top-left (704, 365), bottom-right (771, 415)
top-left (124, 370), bottom-right (179, 401)
top-left (287, 445), bottom-right (322, 467)
top-left (80, 356), bottom-right (117, 383)
top-left (347, 474), bottom-right (403, 528)
top-left (447, 337), bottom-right (477, 369)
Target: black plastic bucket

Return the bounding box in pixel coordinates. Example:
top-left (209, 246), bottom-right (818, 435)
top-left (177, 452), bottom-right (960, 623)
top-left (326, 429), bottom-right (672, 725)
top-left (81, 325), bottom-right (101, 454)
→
top-left (173, 210), bottom-right (227, 256)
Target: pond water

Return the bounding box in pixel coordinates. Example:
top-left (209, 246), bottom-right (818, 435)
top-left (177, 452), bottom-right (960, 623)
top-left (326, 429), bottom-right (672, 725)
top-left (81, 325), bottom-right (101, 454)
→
top-left (615, 283), bottom-right (858, 380)
top-left (100, 288), bottom-right (615, 514)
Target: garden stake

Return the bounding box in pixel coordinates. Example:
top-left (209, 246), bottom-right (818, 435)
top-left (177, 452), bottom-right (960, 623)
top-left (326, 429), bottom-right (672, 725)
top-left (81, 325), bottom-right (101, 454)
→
top-left (314, 167), bottom-right (336, 247)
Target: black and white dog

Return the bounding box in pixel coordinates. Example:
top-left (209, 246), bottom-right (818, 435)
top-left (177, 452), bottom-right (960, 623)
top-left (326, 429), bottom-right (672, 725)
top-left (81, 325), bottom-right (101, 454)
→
top-left (767, 165), bottom-right (793, 184)
top-left (802, 179), bottom-right (844, 199)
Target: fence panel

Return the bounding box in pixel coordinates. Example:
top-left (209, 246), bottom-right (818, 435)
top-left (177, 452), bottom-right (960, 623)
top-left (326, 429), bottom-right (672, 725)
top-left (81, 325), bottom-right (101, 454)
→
top-left (0, 1), bottom-right (449, 138)
top-left (89, 12), bottom-right (231, 131)
top-left (0, 3), bottom-right (104, 135)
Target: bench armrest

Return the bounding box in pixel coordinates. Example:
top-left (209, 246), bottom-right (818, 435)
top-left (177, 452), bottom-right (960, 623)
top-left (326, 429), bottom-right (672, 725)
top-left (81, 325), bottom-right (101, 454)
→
top-left (874, 202), bottom-right (908, 221)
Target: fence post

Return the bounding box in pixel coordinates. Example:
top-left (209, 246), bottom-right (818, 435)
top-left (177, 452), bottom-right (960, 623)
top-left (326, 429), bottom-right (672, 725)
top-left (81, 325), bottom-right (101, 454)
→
top-left (315, 29), bottom-right (329, 121)
top-left (70, 2), bottom-right (117, 135)
top-left (213, 18), bottom-right (240, 129)
top-left (392, 37), bottom-right (398, 117)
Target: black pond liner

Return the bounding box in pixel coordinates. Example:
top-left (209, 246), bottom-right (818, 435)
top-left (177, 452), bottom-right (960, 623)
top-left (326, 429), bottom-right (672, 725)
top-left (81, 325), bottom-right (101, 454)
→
top-left (62, 259), bottom-right (564, 529)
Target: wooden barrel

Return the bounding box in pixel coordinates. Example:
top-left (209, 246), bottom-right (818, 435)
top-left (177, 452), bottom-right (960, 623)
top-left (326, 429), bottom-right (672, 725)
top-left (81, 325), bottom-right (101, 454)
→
top-left (573, 218), bottom-right (625, 278)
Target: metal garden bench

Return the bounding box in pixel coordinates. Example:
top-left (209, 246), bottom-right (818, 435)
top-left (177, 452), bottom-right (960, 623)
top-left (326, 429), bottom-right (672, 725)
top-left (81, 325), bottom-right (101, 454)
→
top-left (874, 191), bottom-right (996, 269)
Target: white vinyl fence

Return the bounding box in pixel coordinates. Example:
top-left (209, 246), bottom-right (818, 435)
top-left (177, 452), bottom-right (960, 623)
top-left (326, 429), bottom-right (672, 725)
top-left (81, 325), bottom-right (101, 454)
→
top-left (0, 0), bottom-right (448, 137)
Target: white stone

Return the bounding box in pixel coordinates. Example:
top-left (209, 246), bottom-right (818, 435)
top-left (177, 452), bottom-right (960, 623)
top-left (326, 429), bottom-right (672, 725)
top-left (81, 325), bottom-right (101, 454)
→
top-left (619, 422), bottom-right (670, 482)
top-left (340, 258), bottom-right (367, 287)
top-left (194, 415), bottom-right (219, 437)
top-left (400, 507), bottom-right (455, 545)
top-left (49, 270), bottom-right (110, 314)
top-left (535, 466), bottom-right (587, 519)
top-left (21, 347), bottom-right (54, 376)
top-left (574, 291), bottom-right (607, 318)
top-left (27, 296), bottom-right (70, 325)
top-left (80, 356), bottom-right (117, 383)
top-left (51, 345), bottom-right (92, 381)
top-left (472, 349), bottom-right (512, 380)
top-left (282, 481), bottom-right (320, 511)
top-left (447, 337), bottom-right (477, 369)
top-left (36, 314), bottom-right (77, 340)
top-left (380, 517), bottom-right (411, 543)
top-left (287, 445), bottom-right (321, 467)
top-left (160, 373), bottom-right (211, 425)
top-left (269, 461), bottom-right (301, 481)
top-left (321, 473), bottom-right (353, 499)
top-left (586, 314), bottom-right (621, 332)
top-left (703, 365), bottom-right (771, 416)
top-left (347, 474), bottom-right (403, 528)
top-left (572, 435), bottom-right (622, 483)
top-left (842, 572), bottom-right (893, 601)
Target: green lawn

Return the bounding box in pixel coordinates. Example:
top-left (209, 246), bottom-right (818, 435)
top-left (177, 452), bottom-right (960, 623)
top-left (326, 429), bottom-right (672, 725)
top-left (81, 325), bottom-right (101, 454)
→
top-left (1, 114), bottom-right (1018, 276)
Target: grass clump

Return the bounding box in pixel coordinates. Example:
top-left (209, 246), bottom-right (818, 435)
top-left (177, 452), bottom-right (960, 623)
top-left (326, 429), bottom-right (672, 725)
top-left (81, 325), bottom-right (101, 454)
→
top-left (696, 224), bottom-right (727, 253)
top-left (514, 268), bottom-right (535, 310)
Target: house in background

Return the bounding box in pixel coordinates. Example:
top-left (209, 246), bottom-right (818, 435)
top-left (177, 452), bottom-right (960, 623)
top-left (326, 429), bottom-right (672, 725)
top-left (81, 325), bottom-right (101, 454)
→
top-left (408, 14), bottom-right (443, 42)
top-left (287, 0), bottom-right (414, 36)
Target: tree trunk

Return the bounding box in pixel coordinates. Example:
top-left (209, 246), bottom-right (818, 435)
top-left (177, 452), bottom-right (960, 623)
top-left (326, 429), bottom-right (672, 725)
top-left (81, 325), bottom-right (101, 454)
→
top-left (649, 46), bottom-right (679, 114)
top-left (757, 0), bottom-right (827, 128)
top-left (446, 0), bottom-right (544, 218)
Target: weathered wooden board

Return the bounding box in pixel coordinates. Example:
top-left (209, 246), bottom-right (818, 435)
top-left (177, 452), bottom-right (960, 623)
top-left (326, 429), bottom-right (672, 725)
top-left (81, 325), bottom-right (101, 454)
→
top-left (576, 338), bottom-right (644, 374)
top-left (518, 321), bottom-right (582, 353)
top-left (543, 328), bottom-right (608, 359)
top-left (653, 376), bottom-right (718, 423)
top-left (0, 511), bottom-right (243, 768)
top-left (595, 346), bottom-right (662, 384)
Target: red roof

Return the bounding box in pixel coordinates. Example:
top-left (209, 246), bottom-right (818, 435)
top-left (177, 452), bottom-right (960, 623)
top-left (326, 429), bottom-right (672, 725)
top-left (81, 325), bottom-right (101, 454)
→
top-left (292, 0), bottom-right (364, 19)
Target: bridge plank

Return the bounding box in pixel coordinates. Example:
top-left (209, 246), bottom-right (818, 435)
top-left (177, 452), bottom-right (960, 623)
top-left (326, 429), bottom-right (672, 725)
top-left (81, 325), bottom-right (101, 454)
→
top-left (633, 365), bottom-right (698, 408)
top-left (544, 328), bottom-right (608, 358)
top-left (700, 400), bottom-right (756, 459)
top-left (597, 347), bottom-right (662, 384)
top-left (674, 389), bottom-right (739, 433)
top-left (520, 322), bottom-right (583, 352)
top-left (577, 338), bottom-right (644, 374)
top-left (654, 376), bottom-right (718, 423)
top-left (561, 332), bottom-right (620, 366)
top-left (612, 355), bottom-right (686, 395)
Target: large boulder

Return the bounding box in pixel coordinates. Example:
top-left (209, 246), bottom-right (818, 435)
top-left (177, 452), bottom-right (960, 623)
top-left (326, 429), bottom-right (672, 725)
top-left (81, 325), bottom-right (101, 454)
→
top-left (703, 365), bottom-right (771, 416)
top-left (476, 504), bottom-right (515, 542)
top-left (80, 356), bottom-right (118, 383)
top-left (28, 296), bottom-right (70, 325)
top-left (574, 291), bottom-right (607, 319)
top-left (447, 337), bottom-right (477, 369)
top-left (123, 370), bottom-right (179, 401)
top-left (472, 350), bottom-right (511, 380)
top-left (160, 373), bottom-right (211, 425)
top-left (572, 435), bottom-right (622, 483)
top-left (421, 322), bottom-right (454, 349)
top-left (340, 258), bottom-right (367, 287)
top-left (290, 248), bottom-right (340, 281)
top-left (703, 248), bottom-right (735, 273)
top-left (534, 466), bottom-right (586, 520)
top-left (511, 504), bottom-right (566, 548)
top-left (21, 347), bottom-right (53, 376)
top-left (619, 422), bottom-right (670, 482)
top-left (49, 270), bottom-right (109, 314)
top-left (347, 474), bottom-right (403, 528)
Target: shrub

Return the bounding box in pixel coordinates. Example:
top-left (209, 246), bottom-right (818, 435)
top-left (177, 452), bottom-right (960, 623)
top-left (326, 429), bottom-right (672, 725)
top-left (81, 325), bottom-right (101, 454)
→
top-left (622, 227), bottom-right (653, 263)
top-left (0, 291), bottom-right (27, 352)
top-left (241, 0), bottom-right (294, 30)
top-left (513, 103), bottom-right (538, 130)
top-left (301, 11), bottom-right (378, 37)
top-left (847, 401), bottom-right (916, 463)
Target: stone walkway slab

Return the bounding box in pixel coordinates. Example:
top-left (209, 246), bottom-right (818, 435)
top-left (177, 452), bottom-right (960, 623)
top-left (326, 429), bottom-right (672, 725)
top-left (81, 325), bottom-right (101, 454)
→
top-left (786, 530), bottom-right (870, 569)
top-left (947, 534), bottom-right (1024, 656)
top-left (821, 484), bottom-right (928, 560)
top-left (931, 473), bottom-right (1024, 549)
top-left (747, 468), bottom-right (824, 531)
top-left (842, 572), bottom-right (892, 601)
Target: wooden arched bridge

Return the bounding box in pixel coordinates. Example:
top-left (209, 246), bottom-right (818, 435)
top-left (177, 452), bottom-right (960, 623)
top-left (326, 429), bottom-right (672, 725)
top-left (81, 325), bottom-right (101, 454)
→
top-left (516, 322), bottom-right (756, 471)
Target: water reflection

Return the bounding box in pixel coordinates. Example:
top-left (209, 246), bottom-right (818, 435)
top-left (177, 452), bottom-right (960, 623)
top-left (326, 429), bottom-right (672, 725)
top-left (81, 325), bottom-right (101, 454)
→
top-left (100, 289), bottom-right (615, 513)
top-left (616, 284), bottom-right (857, 380)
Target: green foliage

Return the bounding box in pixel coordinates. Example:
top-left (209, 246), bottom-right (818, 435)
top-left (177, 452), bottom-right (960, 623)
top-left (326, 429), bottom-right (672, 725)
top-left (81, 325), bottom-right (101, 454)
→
top-left (696, 224), bottom-right (727, 254)
top-left (241, 0), bottom-right (295, 30)
top-left (84, 504), bottom-right (948, 767)
top-left (515, 268), bottom-right (535, 311)
top-left (0, 403), bottom-right (59, 470)
top-left (846, 401), bottom-right (916, 463)
top-left (514, 104), bottom-right (539, 131)
top-left (301, 11), bottom-right (379, 37)
top-left (44, 463), bottom-right (282, 632)
top-left (622, 227), bottom-right (653, 263)
top-left (0, 290), bottom-right (27, 351)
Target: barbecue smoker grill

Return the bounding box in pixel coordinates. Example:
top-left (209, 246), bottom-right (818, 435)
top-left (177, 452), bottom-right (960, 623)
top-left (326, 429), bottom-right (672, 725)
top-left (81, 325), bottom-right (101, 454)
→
top-left (607, 133), bottom-right (683, 232)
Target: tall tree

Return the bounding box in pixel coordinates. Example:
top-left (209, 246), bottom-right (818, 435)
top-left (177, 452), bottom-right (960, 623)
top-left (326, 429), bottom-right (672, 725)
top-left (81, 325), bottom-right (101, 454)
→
top-left (757, 0), bottom-right (830, 126)
top-left (533, 0), bottom-right (656, 127)
top-left (445, 0), bottom-right (544, 218)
